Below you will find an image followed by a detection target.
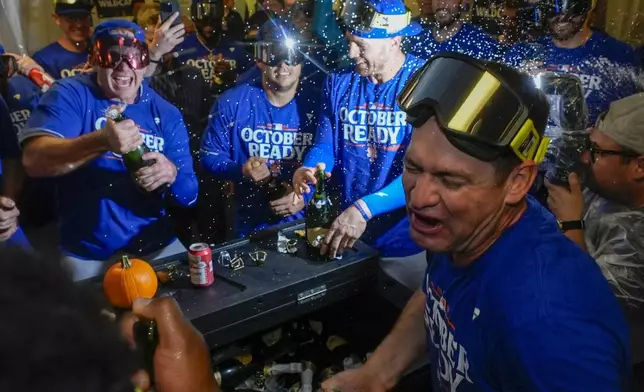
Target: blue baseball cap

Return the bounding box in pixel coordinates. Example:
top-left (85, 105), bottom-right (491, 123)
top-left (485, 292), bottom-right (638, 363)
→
top-left (343, 0), bottom-right (422, 39)
top-left (91, 20), bottom-right (147, 44)
top-left (0, 45), bottom-right (4, 54)
top-left (54, 0), bottom-right (93, 15)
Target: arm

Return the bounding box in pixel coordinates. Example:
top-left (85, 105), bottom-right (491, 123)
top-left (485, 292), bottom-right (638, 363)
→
top-left (565, 229), bottom-right (587, 251)
top-left (1, 159), bottom-right (25, 201)
top-left (21, 133), bottom-right (108, 177)
top-left (20, 82), bottom-right (108, 177)
top-left (302, 77), bottom-right (336, 172)
top-left (163, 115), bottom-right (199, 207)
top-left (359, 175), bottom-right (405, 219)
top-left (361, 290), bottom-right (427, 389)
top-left (199, 98), bottom-right (244, 182)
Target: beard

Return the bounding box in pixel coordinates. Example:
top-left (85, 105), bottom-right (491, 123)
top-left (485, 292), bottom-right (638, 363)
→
top-left (548, 16), bottom-right (585, 41)
top-left (434, 7), bottom-right (459, 28)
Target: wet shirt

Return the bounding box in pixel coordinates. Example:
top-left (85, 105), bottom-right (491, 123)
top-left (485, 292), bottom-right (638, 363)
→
top-left (504, 31), bottom-right (641, 123)
top-left (22, 73), bottom-right (198, 260)
top-left (200, 81), bottom-right (319, 237)
top-left (302, 54), bottom-right (425, 257)
top-left (404, 23), bottom-right (504, 62)
top-left (423, 196), bottom-right (631, 391)
top-left (174, 33), bottom-right (253, 96)
top-left (32, 42), bottom-right (89, 79)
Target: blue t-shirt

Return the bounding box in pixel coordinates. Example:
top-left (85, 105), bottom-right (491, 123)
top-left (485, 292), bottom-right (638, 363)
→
top-left (423, 196), bottom-right (631, 391)
top-left (303, 54), bottom-right (425, 257)
top-left (504, 31), bottom-right (640, 123)
top-left (32, 42), bottom-right (88, 79)
top-left (404, 23), bottom-right (504, 62)
top-left (175, 33), bottom-right (253, 89)
top-left (200, 81), bottom-right (319, 237)
top-left (22, 73), bottom-right (198, 260)
top-left (6, 75), bottom-right (42, 138)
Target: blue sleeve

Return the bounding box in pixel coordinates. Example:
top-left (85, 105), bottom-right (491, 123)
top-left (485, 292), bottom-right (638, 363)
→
top-left (21, 81), bottom-right (83, 143)
top-left (163, 110), bottom-right (199, 207)
top-left (490, 314), bottom-right (629, 391)
top-left (0, 97), bottom-right (19, 159)
top-left (199, 97), bottom-right (244, 182)
top-left (302, 76), bottom-right (336, 172)
top-left (360, 175), bottom-right (405, 217)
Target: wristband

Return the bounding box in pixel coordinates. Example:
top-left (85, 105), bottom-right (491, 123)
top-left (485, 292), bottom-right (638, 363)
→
top-left (353, 201), bottom-right (371, 222)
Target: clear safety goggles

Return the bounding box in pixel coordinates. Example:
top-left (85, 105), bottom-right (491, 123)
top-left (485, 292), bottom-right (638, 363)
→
top-left (532, 71), bottom-right (589, 130)
top-left (398, 53), bottom-right (550, 163)
top-left (93, 36), bottom-right (150, 70)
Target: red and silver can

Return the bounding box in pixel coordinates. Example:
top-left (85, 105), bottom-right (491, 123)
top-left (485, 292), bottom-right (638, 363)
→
top-left (188, 243), bottom-right (214, 287)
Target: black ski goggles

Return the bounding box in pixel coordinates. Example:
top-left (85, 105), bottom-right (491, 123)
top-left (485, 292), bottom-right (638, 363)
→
top-left (93, 37), bottom-right (150, 70)
top-left (338, 0), bottom-right (411, 35)
top-left (538, 0), bottom-right (592, 19)
top-left (398, 53), bottom-right (550, 163)
top-left (255, 42), bottom-right (305, 66)
top-left (191, 2), bottom-right (224, 21)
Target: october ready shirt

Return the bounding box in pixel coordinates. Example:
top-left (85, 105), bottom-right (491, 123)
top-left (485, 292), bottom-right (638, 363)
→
top-left (505, 30), bottom-right (641, 123)
top-left (32, 42), bottom-right (89, 79)
top-left (200, 81), bottom-right (319, 237)
top-left (22, 73), bottom-right (198, 260)
top-left (423, 196), bottom-right (631, 391)
top-left (303, 54), bottom-right (425, 257)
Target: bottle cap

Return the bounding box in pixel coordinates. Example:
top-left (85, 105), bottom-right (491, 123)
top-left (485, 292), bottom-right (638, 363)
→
top-left (316, 162), bottom-right (326, 172)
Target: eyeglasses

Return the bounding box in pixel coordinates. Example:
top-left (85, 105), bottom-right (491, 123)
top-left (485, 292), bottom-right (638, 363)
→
top-left (587, 141), bottom-right (640, 164)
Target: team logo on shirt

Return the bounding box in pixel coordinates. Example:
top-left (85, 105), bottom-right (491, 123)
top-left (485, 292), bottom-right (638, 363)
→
top-left (186, 55), bottom-right (238, 85)
top-left (9, 109), bottom-right (31, 132)
top-left (425, 277), bottom-right (473, 391)
top-left (339, 103), bottom-right (407, 158)
top-left (240, 122), bottom-right (313, 162)
top-left (60, 63), bottom-right (88, 79)
top-left (94, 116), bottom-right (165, 159)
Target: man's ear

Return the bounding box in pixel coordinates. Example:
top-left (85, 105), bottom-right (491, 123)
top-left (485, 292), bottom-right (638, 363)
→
top-left (504, 161), bottom-right (538, 205)
top-left (390, 36), bottom-right (402, 49)
top-left (630, 155), bottom-right (644, 181)
top-left (53, 13), bottom-right (61, 27)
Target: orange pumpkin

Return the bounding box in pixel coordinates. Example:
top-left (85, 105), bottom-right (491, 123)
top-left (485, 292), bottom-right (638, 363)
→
top-left (103, 255), bottom-right (158, 309)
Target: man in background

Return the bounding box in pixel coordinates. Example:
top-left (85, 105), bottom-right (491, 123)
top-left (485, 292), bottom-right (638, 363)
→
top-left (175, 0), bottom-right (253, 97)
top-left (33, 0), bottom-right (93, 79)
top-left (405, 0), bottom-right (503, 61)
top-left (547, 93), bottom-right (644, 380)
top-left (505, 0), bottom-right (640, 123)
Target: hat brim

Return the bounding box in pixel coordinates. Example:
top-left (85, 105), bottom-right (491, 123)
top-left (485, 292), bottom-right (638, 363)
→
top-left (55, 8), bottom-right (92, 15)
top-left (351, 20), bottom-right (423, 39)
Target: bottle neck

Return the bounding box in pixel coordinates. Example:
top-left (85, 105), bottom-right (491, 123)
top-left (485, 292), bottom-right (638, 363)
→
top-left (314, 173), bottom-right (326, 197)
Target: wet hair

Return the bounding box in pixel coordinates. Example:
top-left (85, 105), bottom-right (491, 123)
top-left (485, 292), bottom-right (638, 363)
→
top-left (0, 246), bottom-right (138, 392)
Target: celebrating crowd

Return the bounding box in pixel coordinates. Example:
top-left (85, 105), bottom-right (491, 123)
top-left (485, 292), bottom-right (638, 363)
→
top-left (0, 0), bottom-right (644, 390)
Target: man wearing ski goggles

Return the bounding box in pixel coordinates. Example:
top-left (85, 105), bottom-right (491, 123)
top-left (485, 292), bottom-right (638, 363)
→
top-left (21, 19), bottom-right (198, 280)
top-left (398, 53), bottom-right (551, 163)
top-left (322, 53), bottom-right (631, 392)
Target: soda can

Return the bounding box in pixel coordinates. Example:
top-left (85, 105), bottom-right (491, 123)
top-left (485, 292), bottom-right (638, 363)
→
top-left (188, 243), bottom-right (214, 287)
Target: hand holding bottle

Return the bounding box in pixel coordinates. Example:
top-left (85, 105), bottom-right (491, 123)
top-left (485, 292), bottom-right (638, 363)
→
top-left (102, 115), bottom-right (143, 155)
top-left (121, 297), bottom-right (219, 392)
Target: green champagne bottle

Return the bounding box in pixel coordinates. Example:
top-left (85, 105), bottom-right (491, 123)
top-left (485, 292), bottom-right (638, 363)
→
top-left (305, 163), bottom-right (333, 258)
top-left (107, 110), bottom-right (156, 173)
top-left (133, 319), bottom-right (159, 387)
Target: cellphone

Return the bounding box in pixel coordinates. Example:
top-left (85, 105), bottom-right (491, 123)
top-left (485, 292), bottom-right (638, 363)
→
top-left (160, 0), bottom-right (181, 26)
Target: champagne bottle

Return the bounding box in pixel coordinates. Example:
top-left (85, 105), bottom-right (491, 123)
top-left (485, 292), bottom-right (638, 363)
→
top-left (105, 106), bottom-right (156, 174)
top-left (133, 319), bottom-right (159, 387)
top-left (213, 354), bottom-right (262, 389)
top-left (305, 163), bottom-right (333, 255)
